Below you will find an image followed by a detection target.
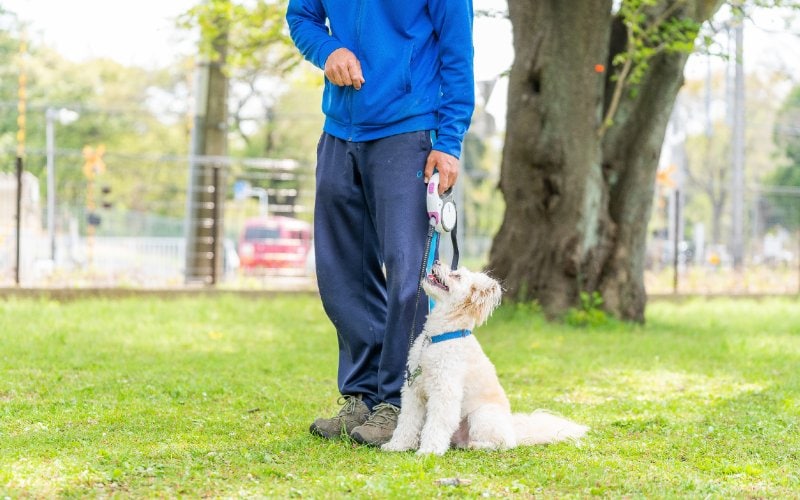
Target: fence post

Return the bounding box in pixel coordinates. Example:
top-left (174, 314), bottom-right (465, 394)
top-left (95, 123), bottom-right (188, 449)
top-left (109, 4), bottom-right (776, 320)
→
top-left (672, 190), bottom-right (680, 294)
top-left (184, 25), bottom-right (229, 285)
top-left (14, 156), bottom-right (23, 286)
top-left (210, 165), bottom-right (220, 285)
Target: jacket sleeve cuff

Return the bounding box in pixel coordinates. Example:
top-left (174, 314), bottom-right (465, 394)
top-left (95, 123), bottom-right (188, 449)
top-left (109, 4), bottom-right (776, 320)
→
top-left (432, 136), bottom-right (463, 160)
top-left (314, 39), bottom-right (346, 70)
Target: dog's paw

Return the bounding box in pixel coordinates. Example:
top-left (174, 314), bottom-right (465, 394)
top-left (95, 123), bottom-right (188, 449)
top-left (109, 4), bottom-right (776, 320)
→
top-left (416, 444), bottom-right (448, 456)
top-left (381, 440), bottom-right (415, 452)
top-left (467, 440), bottom-right (503, 451)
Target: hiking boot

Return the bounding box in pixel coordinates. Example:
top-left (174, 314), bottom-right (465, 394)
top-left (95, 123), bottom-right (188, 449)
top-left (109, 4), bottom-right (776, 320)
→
top-left (350, 402), bottom-right (400, 446)
top-left (309, 394), bottom-right (370, 440)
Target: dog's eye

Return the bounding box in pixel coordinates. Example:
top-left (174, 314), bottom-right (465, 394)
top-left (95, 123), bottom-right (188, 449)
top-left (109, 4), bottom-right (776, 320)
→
top-left (451, 273), bottom-right (461, 280)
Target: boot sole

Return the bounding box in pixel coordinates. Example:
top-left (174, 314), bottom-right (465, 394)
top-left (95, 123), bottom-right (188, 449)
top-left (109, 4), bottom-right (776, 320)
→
top-left (350, 429), bottom-right (390, 447)
top-left (309, 422), bottom-right (346, 440)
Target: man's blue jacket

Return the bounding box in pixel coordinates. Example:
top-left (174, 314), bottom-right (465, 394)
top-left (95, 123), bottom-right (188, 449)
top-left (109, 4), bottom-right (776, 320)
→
top-left (286, 0), bottom-right (474, 159)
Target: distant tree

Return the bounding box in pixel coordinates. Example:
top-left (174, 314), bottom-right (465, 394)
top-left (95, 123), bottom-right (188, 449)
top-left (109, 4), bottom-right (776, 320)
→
top-left (0, 7), bottom-right (21, 168)
top-left (0, 20), bottom-right (192, 218)
top-left (768, 84), bottom-right (800, 229)
top-left (179, 0), bottom-right (301, 156)
top-left (30, 55), bottom-right (192, 216)
top-left (238, 69), bottom-right (323, 164)
top-left (680, 70), bottom-right (790, 245)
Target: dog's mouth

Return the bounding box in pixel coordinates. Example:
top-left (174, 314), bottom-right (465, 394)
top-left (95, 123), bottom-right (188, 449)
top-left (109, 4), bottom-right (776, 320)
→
top-left (426, 270), bottom-right (449, 292)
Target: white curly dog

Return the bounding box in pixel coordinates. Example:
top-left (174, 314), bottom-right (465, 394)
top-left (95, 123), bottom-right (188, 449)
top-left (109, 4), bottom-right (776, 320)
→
top-left (382, 262), bottom-right (588, 456)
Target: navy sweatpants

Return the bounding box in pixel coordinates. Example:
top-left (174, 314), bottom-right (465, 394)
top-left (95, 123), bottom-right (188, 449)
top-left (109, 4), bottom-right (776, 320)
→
top-left (314, 131), bottom-right (433, 409)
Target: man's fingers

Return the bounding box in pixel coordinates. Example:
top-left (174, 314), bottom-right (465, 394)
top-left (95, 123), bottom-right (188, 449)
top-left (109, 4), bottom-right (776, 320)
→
top-left (325, 66), bottom-right (342, 86)
top-left (338, 62), bottom-right (353, 86)
top-left (424, 150), bottom-right (459, 194)
top-left (439, 170), bottom-right (454, 193)
top-left (324, 48), bottom-right (365, 89)
top-left (334, 65), bottom-right (347, 86)
top-left (442, 171), bottom-right (458, 193)
top-left (440, 173), bottom-right (452, 192)
top-left (350, 59), bottom-right (365, 90)
top-left (423, 154), bottom-right (437, 184)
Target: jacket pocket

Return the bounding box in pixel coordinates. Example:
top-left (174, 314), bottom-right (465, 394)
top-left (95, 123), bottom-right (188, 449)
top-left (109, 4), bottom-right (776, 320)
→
top-left (322, 81), bottom-right (349, 125)
top-left (400, 43), bottom-right (414, 94)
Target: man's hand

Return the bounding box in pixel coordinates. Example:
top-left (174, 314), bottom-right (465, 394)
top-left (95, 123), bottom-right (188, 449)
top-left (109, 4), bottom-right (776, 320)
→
top-left (324, 48), bottom-right (365, 90)
top-left (424, 150), bottom-right (459, 194)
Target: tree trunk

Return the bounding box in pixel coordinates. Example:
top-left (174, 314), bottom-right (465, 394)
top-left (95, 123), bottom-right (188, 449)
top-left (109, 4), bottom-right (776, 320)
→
top-left (711, 198), bottom-right (725, 245)
top-left (489, 0), bottom-right (614, 316)
top-left (489, 0), bottom-right (723, 322)
top-left (598, 48), bottom-right (690, 321)
top-left (185, 8), bottom-right (230, 285)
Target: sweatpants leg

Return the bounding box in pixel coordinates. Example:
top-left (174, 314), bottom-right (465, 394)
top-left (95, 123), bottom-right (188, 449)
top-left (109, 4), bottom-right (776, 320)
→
top-left (357, 131), bottom-right (432, 407)
top-left (314, 133), bottom-right (387, 409)
top-left (314, 131), bottom-right (432, 409)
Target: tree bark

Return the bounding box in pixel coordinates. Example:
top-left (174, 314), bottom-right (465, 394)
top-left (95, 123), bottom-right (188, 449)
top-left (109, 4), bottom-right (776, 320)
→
top-left (489, 0), bottom-right (614, 316)
top-left (598, 49), bottom-right (690, 321)
top-left (489, 0), bottom-right (724, 322)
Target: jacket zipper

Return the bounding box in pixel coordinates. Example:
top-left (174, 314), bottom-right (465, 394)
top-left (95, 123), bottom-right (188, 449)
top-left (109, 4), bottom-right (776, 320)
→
top-left (347, 0), bottom-right (365, 141)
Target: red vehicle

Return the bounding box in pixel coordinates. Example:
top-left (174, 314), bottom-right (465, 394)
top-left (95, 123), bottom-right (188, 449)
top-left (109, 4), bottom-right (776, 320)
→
top-left (238, 216), bottom-right (312, 272)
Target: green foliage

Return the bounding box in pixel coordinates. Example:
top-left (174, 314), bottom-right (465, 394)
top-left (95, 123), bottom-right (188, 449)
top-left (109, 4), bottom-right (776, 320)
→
top-left (768, 84), bottom-right (800, 229)
top-left (616, 0), bottom-right (702, 87)
top-left (9, 48), bottom-right (190, 215)
top-left (179, 0), bottom-right (309, 172)
top-left (178, 0), bottom-right (298, 74)
top-left (564, 291), bottom-right (609, 327)
top-left (0, 8), bottom-right (21, 168)
top-left (601, 0), bottom-right (711, 135)
top-left (239, 70), bottom-right (324, 164)
top-left (774, 85), bottom-right (800, 166)
top-left (1, 295), bottom-right (799, 497)
top-left (0, 9), bottom-right (193, 215)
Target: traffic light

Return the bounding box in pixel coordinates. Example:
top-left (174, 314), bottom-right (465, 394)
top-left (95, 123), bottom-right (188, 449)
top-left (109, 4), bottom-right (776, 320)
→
top-left (100, 185), bottom-right (112, 209)
top-left (83, 144), bottom-right (108, 229)
top-left (82, 145), bottom-right (106, 179)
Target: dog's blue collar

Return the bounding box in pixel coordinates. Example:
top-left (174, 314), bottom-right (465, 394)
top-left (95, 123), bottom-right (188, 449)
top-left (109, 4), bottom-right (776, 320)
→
top-left (430, 329), bottom-right (472, 344)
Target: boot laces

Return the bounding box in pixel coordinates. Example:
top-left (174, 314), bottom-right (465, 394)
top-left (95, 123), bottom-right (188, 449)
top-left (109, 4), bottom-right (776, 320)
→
top-left (336, 395), bottom-right (361, 417)
top-left (363, 402), bottom-right (399, 428)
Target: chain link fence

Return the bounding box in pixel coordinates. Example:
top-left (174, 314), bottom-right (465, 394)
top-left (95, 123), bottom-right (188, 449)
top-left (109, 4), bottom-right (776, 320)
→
top-left (3, 148), bottom-right (798, 294)
top-left (1, 147), bottom-right (501, 290)
top-left (644, 182), bottom-right (800, 294)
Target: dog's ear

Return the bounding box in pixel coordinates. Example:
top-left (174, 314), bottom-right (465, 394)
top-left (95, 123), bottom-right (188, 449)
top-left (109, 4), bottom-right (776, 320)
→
top-left (463, 276), bottom-right (502, 326)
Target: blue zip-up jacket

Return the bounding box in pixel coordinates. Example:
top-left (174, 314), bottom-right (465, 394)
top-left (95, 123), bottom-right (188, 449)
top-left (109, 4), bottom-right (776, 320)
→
top-left (286, 0), bottom-right (474, 159)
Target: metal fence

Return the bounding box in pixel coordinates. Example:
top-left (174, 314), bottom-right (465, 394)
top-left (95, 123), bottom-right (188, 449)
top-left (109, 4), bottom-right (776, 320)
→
top-left (0, 149), bottom-right (502, 290)
top-left (2, 149), bottom-right (798, 294)
top-left (644, 182), bottom-right (800, 294)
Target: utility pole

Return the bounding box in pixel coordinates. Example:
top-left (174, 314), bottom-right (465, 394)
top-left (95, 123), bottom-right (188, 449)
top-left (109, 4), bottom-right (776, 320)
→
top-left (82, 145), bottom-right (106, 266)
top-left (46, 109), bottom-right (56, 262)
top-left (15, 31), bottom-right (27, 286)
top-left (730, 16), bottom-right (746, 269)
top-left (185, 3), bottom-right (230, 285)
top-left (46, 107), bottom-right (79, 262)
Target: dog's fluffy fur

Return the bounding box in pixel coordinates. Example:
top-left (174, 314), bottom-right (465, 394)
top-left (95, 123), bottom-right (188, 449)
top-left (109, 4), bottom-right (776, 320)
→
top-left (382, 262), bottom-right (588, 455)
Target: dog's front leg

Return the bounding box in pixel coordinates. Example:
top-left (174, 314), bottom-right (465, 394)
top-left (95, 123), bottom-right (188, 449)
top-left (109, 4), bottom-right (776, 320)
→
top-left (382, 382), bottom-right (425, 452)
top-left (416, 378), bottom-right (464, 456)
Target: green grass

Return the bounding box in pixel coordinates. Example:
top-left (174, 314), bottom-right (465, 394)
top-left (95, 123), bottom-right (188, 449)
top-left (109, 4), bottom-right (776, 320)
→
top-left (1, 295), bottom-right (799, 498)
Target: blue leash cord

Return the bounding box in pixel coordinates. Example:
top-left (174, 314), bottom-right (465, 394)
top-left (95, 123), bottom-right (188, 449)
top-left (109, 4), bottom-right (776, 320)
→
top-left (426, 230), bottom-right (439, 311)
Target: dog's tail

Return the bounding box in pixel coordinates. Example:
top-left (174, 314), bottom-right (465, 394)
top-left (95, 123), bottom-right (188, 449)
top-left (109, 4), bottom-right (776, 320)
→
top-left (512, 410), bottom-right (588, 445)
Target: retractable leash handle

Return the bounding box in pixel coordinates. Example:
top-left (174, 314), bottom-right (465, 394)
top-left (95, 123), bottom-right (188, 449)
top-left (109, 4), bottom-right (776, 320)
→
top-left (426, 172), bottom-right (457, 233)
top-left (425, 172), bottom-right (460, 270)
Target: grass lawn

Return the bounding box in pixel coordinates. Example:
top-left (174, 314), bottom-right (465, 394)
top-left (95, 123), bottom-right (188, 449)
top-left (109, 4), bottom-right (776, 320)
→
top-left (1, 294), bottom-right (799, 498)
